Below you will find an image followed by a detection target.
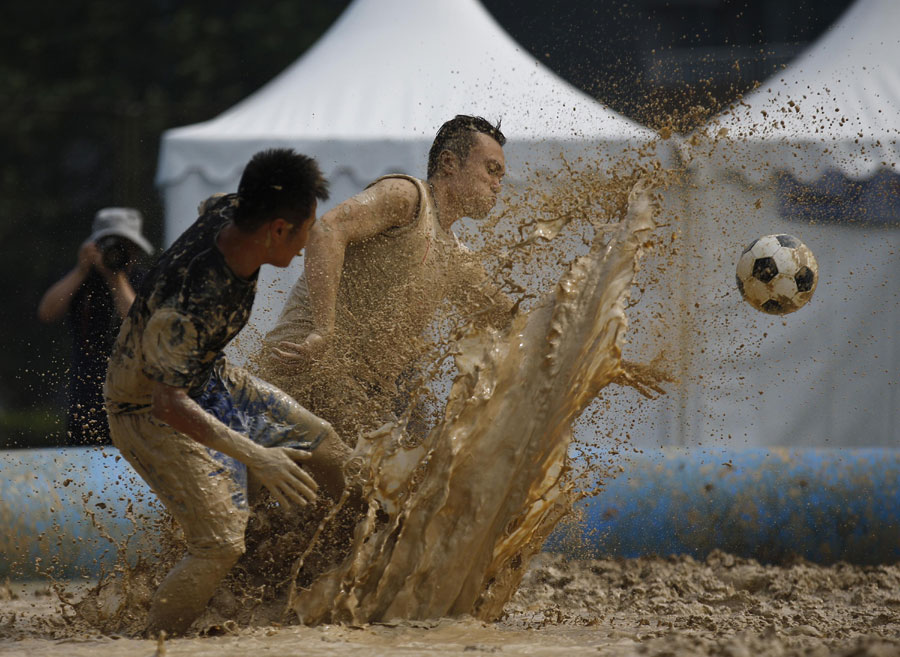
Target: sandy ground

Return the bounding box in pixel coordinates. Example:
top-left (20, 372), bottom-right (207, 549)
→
top-left (2, 550), bottom-right (899, 656)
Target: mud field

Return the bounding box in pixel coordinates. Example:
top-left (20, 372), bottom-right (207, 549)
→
top-left (2, 550), bottom-right (898, 656)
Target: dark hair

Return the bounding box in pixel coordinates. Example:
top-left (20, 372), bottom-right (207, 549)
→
top-left (233, 148), bottom-right (330, 231)
top-left (427, 115), bottom-right (506, 179)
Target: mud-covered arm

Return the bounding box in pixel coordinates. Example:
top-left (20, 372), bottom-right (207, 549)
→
top-left (142, 307), bottom-right (318, 507)
top-left (304, 178), bottom-right (420, 336)
top-left (151, 382), bottom-right (318, 507)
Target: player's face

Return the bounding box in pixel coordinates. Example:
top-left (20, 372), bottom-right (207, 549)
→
top-left (270, 203), bottom-right (317, 267)
top-left (457, 133), bottom-right (505, 219)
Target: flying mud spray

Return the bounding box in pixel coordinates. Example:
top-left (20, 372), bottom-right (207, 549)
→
top-left (49, 160), bottom-right (672, 636)
top-left (287, 176), bottom-right (663, 625)
top-left (5, 141), bottom-right (900, 657)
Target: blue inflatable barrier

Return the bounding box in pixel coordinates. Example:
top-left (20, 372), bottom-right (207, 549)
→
top-left (547, 447), bottom-right (900, 565)
top-left (0, 447), bottom-right (160, 579)
top-left (2, 446), bottom-right (899, 578)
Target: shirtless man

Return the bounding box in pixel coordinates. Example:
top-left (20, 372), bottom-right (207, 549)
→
top-left (260, 115), bottom-right (513, 440)
top-left (104, 149), bottom-right (351, 635)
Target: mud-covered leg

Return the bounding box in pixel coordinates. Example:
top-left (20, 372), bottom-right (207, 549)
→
top-left (146, 548), bottom-right (242, 636)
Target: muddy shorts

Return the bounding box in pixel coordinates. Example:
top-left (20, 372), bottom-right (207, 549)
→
top-left (108, 359), bottom-right (331, 559)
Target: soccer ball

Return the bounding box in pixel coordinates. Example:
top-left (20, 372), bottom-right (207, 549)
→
top-left (736, 234), bottom-right (818, 315)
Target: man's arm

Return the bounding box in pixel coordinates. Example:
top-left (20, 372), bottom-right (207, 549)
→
top-left (38, 241), bottom-right (137, 322)
top-left (151, 382), bottom-right (319, 508)
top-left (100, 270), bottom-right (137, 319)
top-left (37, 241), bottom-right (98, 323)
top-left (273, 178), bottom-right (419, 361)
top-left (305, 178), bottom-right (419, 334)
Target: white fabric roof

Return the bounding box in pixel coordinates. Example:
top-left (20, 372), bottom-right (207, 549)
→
top-left (155, 0), bottom-right (665, 345)
top-left (157, 0), bottom-right (658, 194)
top-left (691, 0), bottom-right (900, 183)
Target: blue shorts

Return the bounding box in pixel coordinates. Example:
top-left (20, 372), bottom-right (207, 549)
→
top-left (194, 358), bottom-right (328, 510)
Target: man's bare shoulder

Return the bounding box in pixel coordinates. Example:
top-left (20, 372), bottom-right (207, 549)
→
top-left (322, 177), bottom-right (421, 239)
top-left (369, 176), bottom-right (420, 198)
top-left (367, 177), bottom-right (420, 225)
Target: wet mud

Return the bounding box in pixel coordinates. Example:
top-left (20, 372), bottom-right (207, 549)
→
top-left (4, 75), bottom-right (896, 654)
top-left (3, 552), bottom-right (900, 656)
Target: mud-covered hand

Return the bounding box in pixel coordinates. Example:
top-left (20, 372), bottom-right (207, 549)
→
top-left (246, 445), bottom-right (319, 508)
top-left (270, 331), bottom-right (330, 366)
top-left (152, 383), bottom-right (321, 508)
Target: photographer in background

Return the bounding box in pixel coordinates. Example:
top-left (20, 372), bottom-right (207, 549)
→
top-left (38, 208), bottom-right (154, 446)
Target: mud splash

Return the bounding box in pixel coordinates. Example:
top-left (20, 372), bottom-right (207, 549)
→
top-left (286, 176), bottom-right (663, 625)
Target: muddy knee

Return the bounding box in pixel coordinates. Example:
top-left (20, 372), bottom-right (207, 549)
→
top-left (186, 533), bottom-right (247, 573)
top-left (208, 539), bottom-right (246, 568)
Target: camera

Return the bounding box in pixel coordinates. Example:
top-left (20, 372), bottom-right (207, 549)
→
top-left (96, 236), bottom-right (131, 272)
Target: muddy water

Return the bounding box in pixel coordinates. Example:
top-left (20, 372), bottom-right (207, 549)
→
top-left (281, 175), bottom-right (663, 625)
top-left (4, 552), bottom-right (900, 656)
top-left (4, 138), bottom-right (895, 656)
top-left (1, 168), bottom-right (672, 638)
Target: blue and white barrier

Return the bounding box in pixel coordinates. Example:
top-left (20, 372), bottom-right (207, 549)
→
top-left (548, 447), bottom-right (900, 565)
top-left (2, 446), bottom-right (899, 578)
top-left (0, 447), bottom-right (160, 579)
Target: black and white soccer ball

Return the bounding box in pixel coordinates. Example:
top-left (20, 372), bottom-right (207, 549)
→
top-left (736, 234), bottom-right (818, 315)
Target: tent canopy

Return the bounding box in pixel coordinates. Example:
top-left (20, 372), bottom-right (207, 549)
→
top-left (155, 0), bottom-right (663, 341)
top-left (157, 0), bottom-right (659, 231)
top-left (693, 0), bottom-right (900, 183)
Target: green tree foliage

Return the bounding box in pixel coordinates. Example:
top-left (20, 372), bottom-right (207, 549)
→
top-left (0, 0), bottom-right (349, 446)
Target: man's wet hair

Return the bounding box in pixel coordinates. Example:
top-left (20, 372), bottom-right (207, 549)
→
top-left (427, 115), bottom-right (506, 179)
top-left (234, 148), bottom-right (329, 231)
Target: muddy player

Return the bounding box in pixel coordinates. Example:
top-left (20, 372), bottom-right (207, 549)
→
top-left (259, 115), bottom-right (514, 440)
top-left (103, 149), bottom-right (351, 636)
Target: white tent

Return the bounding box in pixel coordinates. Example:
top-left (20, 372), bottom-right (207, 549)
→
top-left (155, 0), bottom-right (663, 342)
top-left (700, 0), bottom-right (900, 183)
top-left (666, 0), bottom-right (900, 449)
